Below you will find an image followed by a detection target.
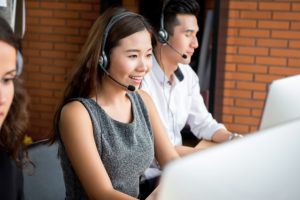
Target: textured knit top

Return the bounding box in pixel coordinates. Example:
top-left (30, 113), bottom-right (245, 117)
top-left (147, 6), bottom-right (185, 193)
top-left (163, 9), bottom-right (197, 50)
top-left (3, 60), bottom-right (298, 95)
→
top-left (58, 92), bottom-right (154, 199)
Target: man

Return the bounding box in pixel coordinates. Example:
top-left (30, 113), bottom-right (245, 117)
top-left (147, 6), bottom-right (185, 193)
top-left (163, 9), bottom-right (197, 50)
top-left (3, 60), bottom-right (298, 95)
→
top-left (140, 0), bottom-right (242, 198)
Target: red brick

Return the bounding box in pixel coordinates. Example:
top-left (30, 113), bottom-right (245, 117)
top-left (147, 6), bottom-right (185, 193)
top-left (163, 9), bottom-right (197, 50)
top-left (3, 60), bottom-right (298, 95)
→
top-left (228, 10), bottom-right (239, 18)
top-left (40, 2), bottom-right (66, 9)
top-left (250, 126), bottom-right (258, 133)
top-left (239, 47), bottom-right (269, 56)
top-left (253, 91), bottom-right (267, 100)
top-left (40, 18), bottom-right (65, 26)
top-left (54, 11), bottom-right (79, 19)
top-left (258, 21), bottom-right (289, 30)
top-left (226, 55), bottom-right (254, 64)
top-left (257, 39), bottom-right (287, 48)
top-left (236, 99), bottom-right (264, 108)
top-left (291, 22), bottom-right (300, 30)
top-left (292, 3), bottom-right (300, 11)
top-left (40, 35), bottom-right (65, 42)
top-left (240, 29), bottom-right (270, 38)
top-left (227, 28), bottom-right (239, 36)
top-left (223, 98), bottom-right (235, 106)
top-left (227, 37), bottom-right (255, 46)
top-left (237, 64), bottom-right (268, 73)
top-left (235, 116), bottom-right (260, 125)
top-left (23, 49), bottom-right (40, 57)
top-left (288, 59), bottom-right (300, 67)
top-left (41, 82), bottom-right (65, 90)
top-left (41, 50), bottom-right (66, 58)
top-left (54, 60), bottom-right (75, 67)
top-left (270, 67), bottom-right (300, 75)
top-left (224, 123), bottom-right (249, 133)
top-left (26, 17), bottom-right (40, 25)
top-left (259, 2), bottom-right (290, 11)
top-left (271, 48), bottom-right (300, 58)
top-left (224, 89), bottom-right (252, 98)
top-left (228, 19), bottom-right (256, 28)
top-left (24, 81), bottom-right (41, 88)
top-left (28, 57), bottom-right (53, 65)
top-left (123, 0), bottom-right (136, 4)
top-left (25, 1), bottom-right (39, 8)
top-left (236, 82), bottom-right (266, 91)
top-left (26, 25), bottom-right (53, 34)
top-left (27, 10), bottom-right (53, 17)
top-left (28, 41), bottom-right (53, 50)
top-left (240, 11), bottom-right (271, 19)
top-left (225, 63), bottom-right (237, 71)
top-left (229, 2), bottom-right (257, 10)
top-left (223, 107), bottom-right (251, 116)
top-left (81, 12), bottom-right (100, 20)
top-left (226, 46), bottom-right (238, 54)
top-left (222, 115), bottom-right (233, 123)
top-left (28, 89), bottom-right (53, 97)
top-left (65, 36), bottom-right (86, 44)
top-left (256, 56), bottom-right (287, 66)
top-left (224, 80), bottom-right (236, 89)
top-left (273, 12), bottom-right (300, 21)
top-left (53, 27), bottom-right (79, 35)
top-left (67, 3), bottom-right (92, 10)
top-left (225, 72), bottom-right (253, 81)
top-left (272, 30), bottom-right (300, 40)
top-left (41, 67), bottom-right (65, 74)
top-left (55, 43), bottom-right (79, 51)
top-left (28, 73), bottom-right (53, 81)
top-left (255, 74), bottom-right (284, 83)
top-left (23, 65), bottom-right (40, 73)
top-left (252, 109), bottom-right (263, 117)
top-left (23, 33), bottom-right (40, 41)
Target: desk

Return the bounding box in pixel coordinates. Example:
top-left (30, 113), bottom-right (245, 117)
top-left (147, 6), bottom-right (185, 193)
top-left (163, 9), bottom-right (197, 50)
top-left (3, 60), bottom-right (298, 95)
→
top-left (195, 140), bottom-right (217, 150)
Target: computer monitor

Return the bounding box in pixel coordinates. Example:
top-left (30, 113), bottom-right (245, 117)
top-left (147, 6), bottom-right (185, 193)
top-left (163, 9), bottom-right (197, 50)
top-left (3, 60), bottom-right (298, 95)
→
top-left (157, 118), bottom-right (300, 200)
top-left (259, 74), bottom-right (300, 130)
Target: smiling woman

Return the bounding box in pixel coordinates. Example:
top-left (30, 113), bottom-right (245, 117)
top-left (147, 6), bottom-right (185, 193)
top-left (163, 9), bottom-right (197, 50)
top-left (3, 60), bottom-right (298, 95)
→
top-left (48, 7), bottom-right (180, 200)
top-left (0, 16), bottom-right (29, 199)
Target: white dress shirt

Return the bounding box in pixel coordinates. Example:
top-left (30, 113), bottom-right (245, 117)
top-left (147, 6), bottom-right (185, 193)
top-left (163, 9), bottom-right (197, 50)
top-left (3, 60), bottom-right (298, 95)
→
top-left (140, 56), bottom-right (226, 180)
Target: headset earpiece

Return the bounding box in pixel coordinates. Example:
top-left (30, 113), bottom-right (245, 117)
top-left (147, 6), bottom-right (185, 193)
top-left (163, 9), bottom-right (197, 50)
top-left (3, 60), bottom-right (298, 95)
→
top-left (16, 50), bottom-right (23, 77)
top-left (98, 12), bottom-right (134, 70)
top-left (158, 1), bottom-right (168, 44)
top-left (158, 28), bottom-right (168, 44)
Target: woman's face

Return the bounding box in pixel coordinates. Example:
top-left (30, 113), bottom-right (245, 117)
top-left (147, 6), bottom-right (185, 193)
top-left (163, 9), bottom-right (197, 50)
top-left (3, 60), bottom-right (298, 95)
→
top-left (108, 29), bottom-right (153, 89)
top-left (0, 40), bottom-right (17, 128)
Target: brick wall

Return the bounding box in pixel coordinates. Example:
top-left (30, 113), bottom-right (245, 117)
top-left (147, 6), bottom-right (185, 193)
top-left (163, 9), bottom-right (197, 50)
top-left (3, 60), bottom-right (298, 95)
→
top-left (223, 0), bottom-right (300, 134)
top-left (22, 0), bottom-right (101, 141)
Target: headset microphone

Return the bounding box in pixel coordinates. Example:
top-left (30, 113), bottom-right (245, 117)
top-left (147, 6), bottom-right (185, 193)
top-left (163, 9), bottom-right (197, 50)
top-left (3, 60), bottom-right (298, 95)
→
top-left (98, 11), bottom-right (136, 92)
top-left (98, 61), bottom-right (136, 92)
top-left (158, 1), bottom-right (187, 59)
top-left (165, 40), bottom-right (187, 59)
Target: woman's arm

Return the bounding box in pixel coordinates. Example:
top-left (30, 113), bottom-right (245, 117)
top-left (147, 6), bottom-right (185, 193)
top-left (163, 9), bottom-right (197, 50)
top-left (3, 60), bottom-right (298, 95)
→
top-left (138, 90), bottom-right (180, 168)
top-left (59, 101), bottom-right (137, 200)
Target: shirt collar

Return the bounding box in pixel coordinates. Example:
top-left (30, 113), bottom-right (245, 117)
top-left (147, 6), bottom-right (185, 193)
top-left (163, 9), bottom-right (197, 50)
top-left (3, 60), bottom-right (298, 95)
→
top-left (152, 56), bottom-right (183, 86)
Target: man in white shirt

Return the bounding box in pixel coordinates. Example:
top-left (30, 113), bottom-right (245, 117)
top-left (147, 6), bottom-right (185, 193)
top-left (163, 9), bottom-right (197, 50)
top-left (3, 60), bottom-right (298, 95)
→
top-left (139, 0), bottom-right (242, 198)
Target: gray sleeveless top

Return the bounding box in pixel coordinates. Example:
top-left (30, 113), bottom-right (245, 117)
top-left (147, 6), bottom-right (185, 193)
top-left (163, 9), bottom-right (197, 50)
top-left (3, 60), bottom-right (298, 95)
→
top-left (58, 92), bottom-right (154, 199)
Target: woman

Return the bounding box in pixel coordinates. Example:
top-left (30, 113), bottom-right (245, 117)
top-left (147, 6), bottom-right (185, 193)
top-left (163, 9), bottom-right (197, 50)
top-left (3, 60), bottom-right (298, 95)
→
top-left (0, 17), bottom-right (29, 199)
top-left (49, 8), bottom-right (179, 200)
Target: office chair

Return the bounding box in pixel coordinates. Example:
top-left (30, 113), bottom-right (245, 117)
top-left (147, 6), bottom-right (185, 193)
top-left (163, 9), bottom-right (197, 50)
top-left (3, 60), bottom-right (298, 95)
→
top-left (23, 139), bottom-right (65, 200)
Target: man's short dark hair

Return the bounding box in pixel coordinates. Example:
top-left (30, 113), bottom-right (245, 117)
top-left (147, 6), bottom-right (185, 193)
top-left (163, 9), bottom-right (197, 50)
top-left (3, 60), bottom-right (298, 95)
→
top-left (163, 0), bottom-right (200, 36)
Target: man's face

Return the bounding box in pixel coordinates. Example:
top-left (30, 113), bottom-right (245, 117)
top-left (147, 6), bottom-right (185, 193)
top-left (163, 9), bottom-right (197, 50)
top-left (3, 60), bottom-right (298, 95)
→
top-left (167, 14), bottom-right (199, 65)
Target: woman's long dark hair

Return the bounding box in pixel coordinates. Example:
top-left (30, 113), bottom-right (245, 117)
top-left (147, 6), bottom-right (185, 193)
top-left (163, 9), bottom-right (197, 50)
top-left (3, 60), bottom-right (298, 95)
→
top-left (0, 17), bottom-right (29, 166)
top-left (49, 7), bottom-right (155, 143)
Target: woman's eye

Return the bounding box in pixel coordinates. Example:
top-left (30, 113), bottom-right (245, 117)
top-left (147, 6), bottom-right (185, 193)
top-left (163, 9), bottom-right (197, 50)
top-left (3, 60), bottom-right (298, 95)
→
top-left (146, 53), bottom-right (152, 58)
top-left (1, 77), bottom-right (15, 85)
top-left (129, 55), bottom-right (137, 58)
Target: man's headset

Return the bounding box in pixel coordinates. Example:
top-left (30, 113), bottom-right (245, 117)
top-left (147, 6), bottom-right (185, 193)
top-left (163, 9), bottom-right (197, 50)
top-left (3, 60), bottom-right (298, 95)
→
top-left (98, 11), bottom-right (136, 91)
top-left (157, 1), bottom-right (187, 59)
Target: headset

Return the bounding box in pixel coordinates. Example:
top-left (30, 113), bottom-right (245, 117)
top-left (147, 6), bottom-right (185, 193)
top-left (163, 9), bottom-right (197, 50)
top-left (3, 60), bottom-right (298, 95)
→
top-left (98, 11), bottom-right (136, 91)
top-left (16, 50), bottom-right (23, 77)
top-left (157, 0), bottom-right (187, 59)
